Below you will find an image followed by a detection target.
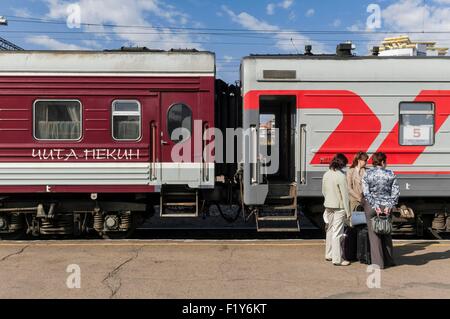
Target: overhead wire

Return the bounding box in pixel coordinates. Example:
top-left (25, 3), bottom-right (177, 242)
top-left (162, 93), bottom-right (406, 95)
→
top-left (6, 15), bottom-right (450, 35)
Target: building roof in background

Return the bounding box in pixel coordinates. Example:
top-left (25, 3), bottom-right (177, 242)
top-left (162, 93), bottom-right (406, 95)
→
top-left (380, 35), bottom-right (448, 56)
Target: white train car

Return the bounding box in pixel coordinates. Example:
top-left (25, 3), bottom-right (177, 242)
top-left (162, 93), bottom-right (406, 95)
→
top-left (241, 48), bottom-right (450, 233)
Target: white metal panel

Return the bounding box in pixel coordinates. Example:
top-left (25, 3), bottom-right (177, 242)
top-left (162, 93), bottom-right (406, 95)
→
top-left (160, 163), bottom-right (214, 188)
top-left (0, 51), bottom-right (215, 75)
top-left (0, 163), bottom-right (150, 186)
top-left (0, 162), bottom-right (214, 187)
top-left (242, 57), bottom-right (450, 94)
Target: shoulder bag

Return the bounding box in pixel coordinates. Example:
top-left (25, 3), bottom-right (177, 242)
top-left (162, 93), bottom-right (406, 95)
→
top-left (371, 214), bottom-right (393, 235)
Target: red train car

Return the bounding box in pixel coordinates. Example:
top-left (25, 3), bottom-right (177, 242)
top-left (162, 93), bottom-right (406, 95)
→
top-left (0, 49), bottom-right (217, 238)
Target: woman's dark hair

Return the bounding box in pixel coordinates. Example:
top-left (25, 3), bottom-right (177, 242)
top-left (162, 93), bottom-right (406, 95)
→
top-left (372, 152), bottom-right (387, 167)
top-left (350, 151), bottom-right (369, 168)
top-left (329, 153), bottom-right (348, 171)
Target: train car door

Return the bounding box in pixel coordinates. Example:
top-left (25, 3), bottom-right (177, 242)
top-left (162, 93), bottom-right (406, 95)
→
top-left (159, 92), bottom-right (201, 185)
top-left (142, 93), bottom-right (161, 184)
top-left (243, 95), bottom-right (297, 205)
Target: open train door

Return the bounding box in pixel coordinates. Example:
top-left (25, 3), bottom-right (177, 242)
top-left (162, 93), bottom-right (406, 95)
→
top-left (242, 93), bottom-right (299, 232)
top-left (242, 95), bottom-right (297, 205)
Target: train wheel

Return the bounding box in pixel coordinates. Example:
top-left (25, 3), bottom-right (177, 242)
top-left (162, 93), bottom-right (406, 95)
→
top-left (0, 214), bottom-right (26, 240)
top-left (100, 212), bottom-right (137, 240)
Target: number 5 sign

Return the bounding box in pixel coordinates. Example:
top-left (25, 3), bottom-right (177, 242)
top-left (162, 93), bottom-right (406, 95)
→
top-left (404, 125), bottom-right (431, 141)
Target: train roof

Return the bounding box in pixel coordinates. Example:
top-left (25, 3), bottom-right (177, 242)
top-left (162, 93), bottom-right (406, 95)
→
top-left (244, 53), bottom-right (450, 60)
top-left (241, 53), bottom-right (450, 83)
top-left (0, 49), bottom-right (215, 76)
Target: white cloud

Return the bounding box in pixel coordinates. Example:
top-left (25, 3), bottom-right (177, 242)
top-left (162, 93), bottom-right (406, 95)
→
top-left (288, 11), bottom-right (296, 21)
top-left (347, 22), bottom-right (364, 32)
top-left (305, 8), bottom-right (315, 17)
top-left (281, 0), bottom-right (294, 9)
top-left (346, 0), bottom-right (450, 55)
top-left (266, 0), bottom-right (294, 15)
top-left (26, 35), bottom-right (87, 50)
top-left (222, 6), bottom-right (326, 53)
top-left (223, 55), bottom-right (234, 63)
top-left (266, 3), bottom-right (276, 15)
top-left (332, 19), bottom-right (342, 27)
top-left (31, 0), bottom-right (202, 51)
top-left (382, 0), bottom-right (450, 53)
top-left (382, 0), bottom-right (450, 33)
top-left (45, 0), bottom-right (190, 26)
top-left (81, 39), bottom-right (103, 49)
top-left (12, 7), bottom-right (33, 18)
top-left (222, 6), bottom-right (278, 32)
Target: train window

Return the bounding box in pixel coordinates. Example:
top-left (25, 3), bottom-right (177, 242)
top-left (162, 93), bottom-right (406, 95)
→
top-left (167, 103), bottom-right (192, 142)
top-left (399, 102), bottom-right (435, 146)
top-left (34, 100), bottom-right (82, 140)
top-left (112, 100), bottom-right (141, 141)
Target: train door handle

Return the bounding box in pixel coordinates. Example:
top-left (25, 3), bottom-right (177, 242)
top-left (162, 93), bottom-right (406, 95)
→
top-left (161, 140), bottom-right (169, 145)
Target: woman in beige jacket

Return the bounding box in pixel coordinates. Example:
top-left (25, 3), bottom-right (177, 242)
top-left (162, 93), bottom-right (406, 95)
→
top-left (347, 152), bottom-right (369, 212)
top-left (322, 153), bottom-right (351, 266)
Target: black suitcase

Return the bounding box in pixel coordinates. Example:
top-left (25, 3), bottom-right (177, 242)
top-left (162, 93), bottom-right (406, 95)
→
top-left (357, 226), bottom-right (371, 265)
top-left (341, 226), bottom-right (358, 261)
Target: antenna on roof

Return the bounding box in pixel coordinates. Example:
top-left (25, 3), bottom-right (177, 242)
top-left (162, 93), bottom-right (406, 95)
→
top-left (0, 16), bottom-right (23, 50)
top-left (290, 38), bottom-right (300, 55)
top-left (304, 45), bottom-right (313, 56)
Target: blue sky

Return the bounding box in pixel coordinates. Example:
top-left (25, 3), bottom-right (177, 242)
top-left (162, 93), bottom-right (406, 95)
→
top-left (1, 0), bottom-right (450, 82)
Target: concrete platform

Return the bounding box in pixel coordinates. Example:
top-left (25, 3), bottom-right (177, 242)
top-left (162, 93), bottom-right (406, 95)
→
top-left (0, 240), bottom-right (449, 299)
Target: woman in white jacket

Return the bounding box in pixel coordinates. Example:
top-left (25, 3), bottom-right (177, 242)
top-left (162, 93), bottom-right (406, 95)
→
top-left (322, 153), bottom-right (351, 266)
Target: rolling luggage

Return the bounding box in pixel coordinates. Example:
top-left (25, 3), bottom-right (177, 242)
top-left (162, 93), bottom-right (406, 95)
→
top-left (357, 226), bottom-right (371, 265)
top-left (341, 226), bottom-right (358, 261)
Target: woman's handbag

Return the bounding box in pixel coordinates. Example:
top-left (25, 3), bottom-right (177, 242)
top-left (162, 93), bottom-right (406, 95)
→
top-left (351, 205), bottom-right (367, 226)
top-left (351, 211), bottom-right (367, 226)
top-left (399, 205), bottom-right (415, 219)
top-left (371, 214), bottom-right (393, 235)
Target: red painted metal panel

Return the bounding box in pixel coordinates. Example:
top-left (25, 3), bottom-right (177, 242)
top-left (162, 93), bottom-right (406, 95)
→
top-left (244, 89), bottom-right (450, 174)
top-left (375, 90), bottom-right (450, 164)
top-left (244, 90), bottom-right (381, 165)
top-left (0, 75), bottom-right (215, 193)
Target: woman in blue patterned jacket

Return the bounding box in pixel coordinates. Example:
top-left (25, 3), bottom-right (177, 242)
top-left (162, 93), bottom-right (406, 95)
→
top-left (362, 152), bottom-right (400, 269)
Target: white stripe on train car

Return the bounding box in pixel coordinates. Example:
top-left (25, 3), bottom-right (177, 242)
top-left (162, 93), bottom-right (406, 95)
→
top-left (0, 162), bottom-right (214, 187)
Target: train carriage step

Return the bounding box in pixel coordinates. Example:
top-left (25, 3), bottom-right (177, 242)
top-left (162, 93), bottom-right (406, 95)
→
top-left (256, 182), bottom-right (300, 232)
top-left (267, 195), bottom-right (295, 200)
top-left (160, 186), bottom-right (198, 218)
top-left (272, 205), bottom-right (297, 210)
top-left (257, 227), bottom-right (300, 233)
top-left (257, 215), bottom-right (298, 221)
top-left (265, 183), bottom-right (297, 205)
top-left (256, 211), bottom-right (300, 232)
top-left (163, 202), bottom-right (197, 207)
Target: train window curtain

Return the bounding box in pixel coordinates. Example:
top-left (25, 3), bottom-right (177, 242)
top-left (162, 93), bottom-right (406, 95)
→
top-left (34, 100), bottom-right (81, 140)
top-left (112, 100), bottom-right (141, 141)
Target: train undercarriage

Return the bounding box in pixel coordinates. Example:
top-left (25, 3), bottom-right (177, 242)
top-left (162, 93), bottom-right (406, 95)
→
top-left (0, 189), bottom-right (449, 240)
top-left (0, 194), bottom-right (151, 240)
